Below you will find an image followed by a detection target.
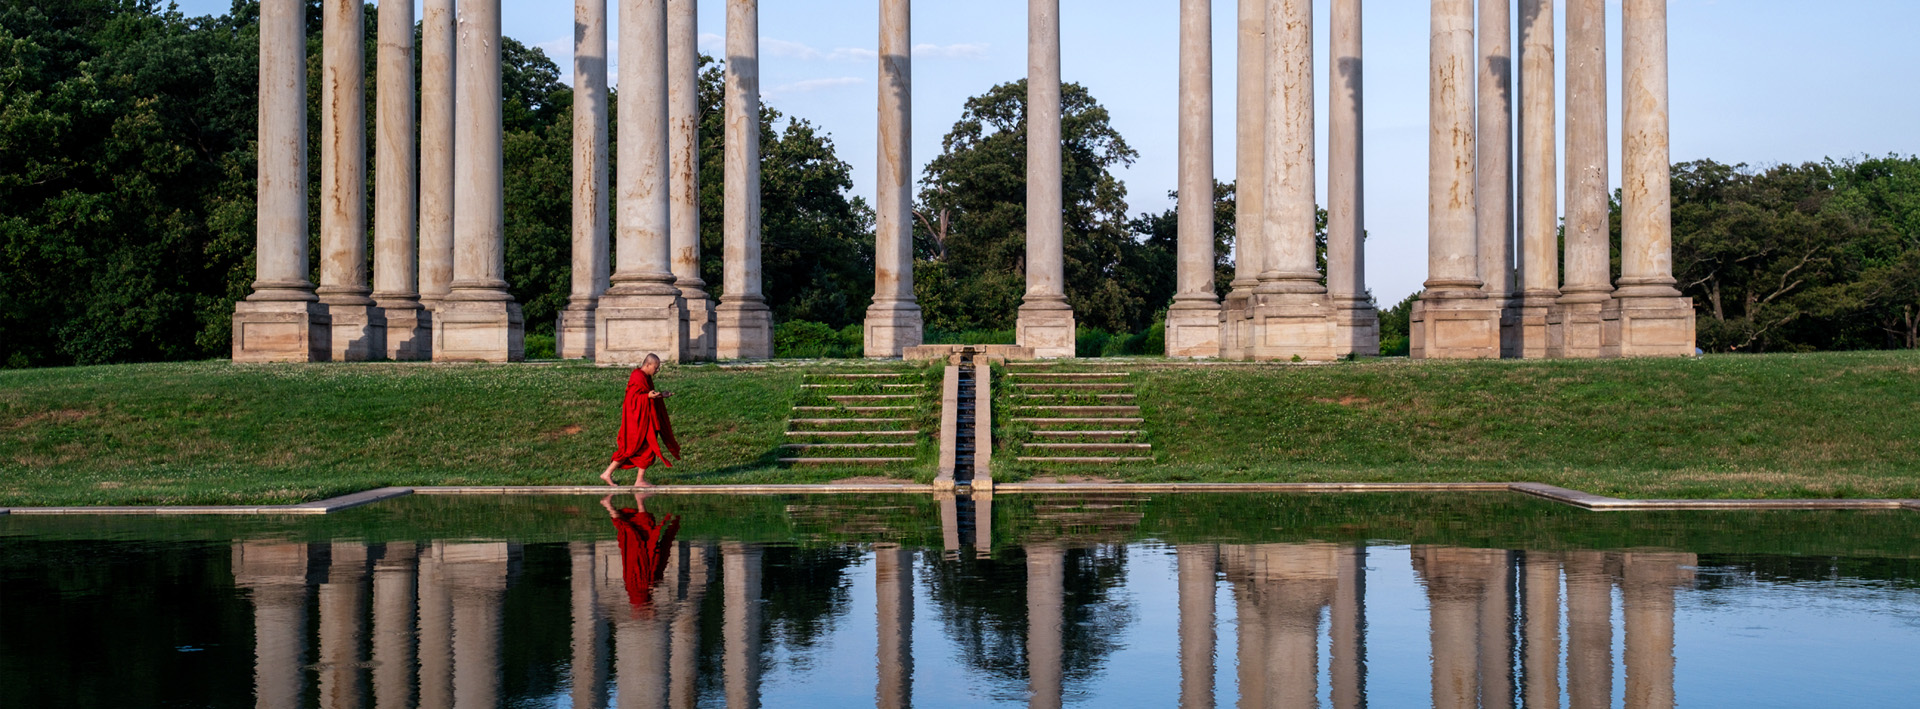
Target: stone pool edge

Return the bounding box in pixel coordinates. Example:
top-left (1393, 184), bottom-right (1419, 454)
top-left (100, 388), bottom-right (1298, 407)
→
top-left (2, 482), bottom-right (1918, 516)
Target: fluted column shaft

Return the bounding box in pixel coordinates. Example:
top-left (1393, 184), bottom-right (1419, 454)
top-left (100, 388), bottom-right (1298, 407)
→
top-left (615, 0), bottom-right (676, 295)
top-left (1167, 0), bottom-right (1223, 358)
top-left (717, 0), bottom-right (772, 360)
top-left (1477, 0), bottom-right (1516, 303)
top-left (374, 0), bottom-right (426, 360)
top-left (418, 0), bottom-right (456, 311)
top-left (1328, 0), bottom-right (1377, 356)
top-left (1518, 0), bottom-right (1559, 300)
top-left (1426, 0), bottom-right (1480, 294)
top-left (452, 0), bottom-right (507, 298)
top-left (1016, 0), bottom-right (1074, 358)
top-left (1562, 0), bottom-right (1611, 302)
top-left (669, 0), bottom-right (714, 361)
top-left (320, 0), bottom-right (371, 309)
top-left (1223, 0), bottom-right (1267, 360)
top-left (561, 0), bottom-right (610, 359)
top-left (865, 0), bottom-right (924, 358)
top-left (252, 0), bottom-right (311, 302)
top-left (1260, 0), bottom-right (1319, 292)
top-left (1619, 0), bottom-right (1678, 298)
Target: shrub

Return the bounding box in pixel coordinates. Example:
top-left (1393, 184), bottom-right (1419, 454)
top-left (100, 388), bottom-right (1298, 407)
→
top-left (774, 321), bottom-right (864, 358)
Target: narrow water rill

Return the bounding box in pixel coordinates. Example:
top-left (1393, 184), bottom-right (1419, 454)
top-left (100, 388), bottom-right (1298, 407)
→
top-left (6, 492), bottom-right (1920, 707)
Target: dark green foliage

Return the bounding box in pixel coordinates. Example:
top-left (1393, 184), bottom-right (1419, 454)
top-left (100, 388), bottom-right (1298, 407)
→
top-left (771, 320), bottom-right (862, 359)
top-left (1378, 293), bottom-right (1416, 357)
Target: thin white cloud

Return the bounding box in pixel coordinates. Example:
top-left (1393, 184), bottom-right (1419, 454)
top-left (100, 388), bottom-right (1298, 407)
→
top-left (913, 42), bottom-right (988, 59)
top-left (828, 47), bottom-right (878, 61)
top-left (697, 32), bottom-right (724, 54)
top-left (766, 76), bottom-right (864, 98)
top-left (762, 37), bottom-right (823, 60)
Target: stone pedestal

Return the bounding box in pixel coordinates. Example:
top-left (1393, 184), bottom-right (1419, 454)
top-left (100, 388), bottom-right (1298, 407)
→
top-left (1016, 305), bottom-right (1075, 359)
top-left (1332, 299), bottom-right (1380, 358)
top-left (596, 291), bottom-right (688, 364)
top-left (556, 306), bottom-right (596, 359)
top-left (378, 302), bottom-right (430, 360)
top-left (1603, 296), bottom-right (1696, 358)
top-left (1511, 293), bottom-right (1556, 360)
top-left (684, 294), bottom-right (717, 361)
top-left (716, 301), bottom-right (773, 360)
top-left (865, 303), bottom-right (924, 360)
top-left (1219, 295), bottom-right (1253, 360)
top-left (321, 301), bottom-right (385, 361)
top-left (1411, 295), bottom-right (1501, 360)
top-left (433, 299), bottom-right (523, 362)
top-left (1166, 305), bottom-right (1222, 358)
top-left (233, 301), bottom-right (332, 363)
top-left (1251, 293), bottom-right (1337, 362)
top-left (1547, 297), bottom-right (1607, 359)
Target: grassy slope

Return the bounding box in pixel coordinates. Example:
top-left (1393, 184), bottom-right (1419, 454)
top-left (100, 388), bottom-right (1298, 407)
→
top-left (2, 351), bottom-right (1917, 505)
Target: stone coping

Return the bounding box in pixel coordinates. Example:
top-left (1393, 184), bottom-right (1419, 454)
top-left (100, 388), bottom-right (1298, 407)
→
top-left (1, 482), bottom-right (1915, 516)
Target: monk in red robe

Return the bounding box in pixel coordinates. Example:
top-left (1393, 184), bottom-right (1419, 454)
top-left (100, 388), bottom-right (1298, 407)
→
top-left (601, 493), bottom-right (680, 618)
top-left (599, 353), bottom-right (680, 487)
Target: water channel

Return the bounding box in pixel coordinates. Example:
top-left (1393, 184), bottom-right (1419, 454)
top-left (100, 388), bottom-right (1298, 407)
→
top-left (4, 492), bottom-right (1917, 707)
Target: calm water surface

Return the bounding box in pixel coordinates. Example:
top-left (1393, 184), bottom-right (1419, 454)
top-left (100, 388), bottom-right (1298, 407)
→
top-left (3, 492), bottom-right (1918, 708)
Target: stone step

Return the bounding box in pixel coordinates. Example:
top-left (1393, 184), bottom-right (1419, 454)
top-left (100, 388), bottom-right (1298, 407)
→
top-left (802, 384), bottom-right (919, 389)
top-left (809, 373), bottom-right (910, 379)
top-left (1024, 443), bottom-right (1153, 451)
top-left (1015, 456), bottom-right (1155, 463)
top-left (1013, 406), bottom-right (1141, 414)
top-left (792, 406), bottom-right (914, 413)
top-left (780, 458), bottom-right (915, 465)
top-left (827, 394), bottom-right (917, 401)
top-left (779, 443), bottom-right (915, 450)
top-left (1013, 383), bottom-right (1131, 390)
top-left (1013, 417), bottom-right (1145, 425)
top-left (1014, 394), bottom-right (1136, 401)
top-left (1010, 372), bottom-right (1128, 379)
top-left (1030, 430), bottom-right (1143, 439)
top-left (785, 430), bottom-right (917, 437)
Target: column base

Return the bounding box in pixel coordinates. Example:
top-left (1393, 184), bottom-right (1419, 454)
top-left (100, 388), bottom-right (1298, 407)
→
top-left (684, 292), bottom-right (717, 362)
top-left (1602, 295), bottom-right (1697, 358)
top-left (1410, 293), bottom-right (1501, 360)
top-left (231, 300), bottom-right (331, 363)
top-left (1164, 303), bottom-right (1221, 358)
top-left (322, 301), bottom-right (386, 362)
top-left (863, 302), bottom-right (924, 359)
top-left (1332, 299), bottom-right (1380, 357)
top-left (556, 305), bottom-right (596, 360)
top-left (715, 299), bottom-right (773, 360)
top-left (432, 298), bottom-right (524, 363)
top-left (1547, 297), bottom-right (1608, 359)
top-left (596, 291), bottom-right (689, 364)
top-left (1218, 291), bottom-right (1254, 360)
top-left (1510, 293), bottom-right (1558, 360)
top-left (1015, 304), bottom-right (1076, 359)
top-left (377, 300), bottom-right (431, 361)
top-left (1250, 292), bottom-right (1337, 361)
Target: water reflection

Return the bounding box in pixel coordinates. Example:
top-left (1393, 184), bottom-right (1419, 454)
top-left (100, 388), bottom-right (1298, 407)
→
top-left (9, 494), bottom-right (1919, 707)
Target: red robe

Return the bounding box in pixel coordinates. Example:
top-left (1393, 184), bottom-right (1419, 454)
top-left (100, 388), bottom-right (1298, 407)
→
top-left (611, 508), bottom-right (681, 616)
top-left (611, 369), bottom-right (680, 469)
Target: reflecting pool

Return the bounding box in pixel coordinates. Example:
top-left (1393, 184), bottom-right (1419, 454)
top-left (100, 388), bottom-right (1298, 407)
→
top-left (4, 492), bottom-right (1919, 707)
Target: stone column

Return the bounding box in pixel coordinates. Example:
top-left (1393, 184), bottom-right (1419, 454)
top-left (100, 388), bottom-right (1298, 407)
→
top-left (318, 0), bottom-right (385, 361)
top-left (1622, 553), bottom-right (1692, 709)
top-left (1564, 551), bottom-right (1613, 709)
top-left (1026, 544), bottom-right (1065, 709)
top-left (671, 0), bottom-right (716, 362)
top-left (669, 544), bottom-right (712, 709)
top-left (865, 0), bottom-right (925, 359)
top-left (1479, 0), bottom-right (1518, 358)
top-left (1521, 552), bottom-right (1562, 709)
top-left (371, 543), bottom-right (418, 709)
top-left (445, 543), bottom-right (514, 709)
top-left (1331, 545), bottom-right (1367, 709)
top-left (559, 0), bottom-right (611, 360)
top-left (233, 543), bottom-right (314, 709)
top-left (1412, 0), bottom-right (1501, 359)
top-left (1221, 0), bottom-right (1266, 361)
top-left (1328, 0), bottom-right (1378, 358)
top-left (716, 0), bottom-right (774, 360)
top-left (418, 0), bottom-right (456, 316)
top-left (319, 542), bottom-right (371, 709)
top-left (435, 0), bottom-right (525, 362)
top-left (418, 545), bottom-right (454, 709)
top-left (233, 0), bottom-right (329, 363)
top-left (1166, 0), bottom-right (1222, 358)
top-left (1251, 0), bottom-right (1336, 362)
top-left (570, 543), bottom-right (610, 709)
top-left (373, 0), bottom-right (427, 360)
top-left (1550, 0), bottom-right (1612, 359)
top-left (723, 543), bottom-right (763, 709)
top-left (1016, 0), bottom-right (1076, 359)
top-left (876, 545), bottom-right (914, 709)
top-left (1177, 545), bottom-right (1216, 709)
top-left (1604, 0), bottom-right (1695, 357)
top-left (598, 0), bottom-right (689, 364)
top-left (1514, 0), bottom-right (1560, 359)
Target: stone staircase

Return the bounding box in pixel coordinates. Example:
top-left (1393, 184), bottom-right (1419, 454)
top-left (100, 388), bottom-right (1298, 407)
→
top-left (1004, 363), bottom-right (1154, 465)
top-left (780, 369), bottom-right (933, 467)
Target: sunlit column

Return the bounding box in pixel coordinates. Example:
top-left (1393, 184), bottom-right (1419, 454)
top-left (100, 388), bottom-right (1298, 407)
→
top-left (669, 544), bottom-right (713, 709)
top-left (865, 0), bottom-right (925, 358)
top-left (1478, 0), bottom-right (1518, 357)
top-left (1522, 552), bottom-right (1563, 709)
top-left (669, 0), bottom-right (715, 361)
top-left (716, 0), bottom-right (773, 360)
top-left (418, 544), bottom-right (454, 709)
top-left (1177, 545), bottom-right (1217, 709)
top-left (372, 543), bottom-right (418, 709)
top-left (876, 545), bottom-right (915, 709)
top-left (1222, 0), bottom-right (1267, 360)
top-left (1413, 0), bottom-right (1501, 360)
top-left (1551, 0), bottom-right (1613, 359)
top-left (1515, 0), bottom-right (1561, 358)
top-left (234, 543), bottom-right (314, 709)
top-left (1027, 544), bottom-right (1066, 709)
top-left (418, 0), bottom-right (456, 314)
top-left (571, 542), bottom-right (610, 709)
top-left (599, 0), bottom-right (688, 364)
top-left (373, 0), bottom-right (427, 360)
top-left (446, 543), bottom-right (514, 709)
top-left (1605, 0), bottom-right (1696, 357)
top-left (1331, 545), bottom-right (1367, 709)
top-left (1623, 553), bottom-right (1693, 709)
top-left (560, 0), bottom-right (610, 360)
top-left (1166, 0), bottom-right (1222, 358)
top-left (1251, 0), bottom-right (1337, 362)
top-left (1328, 0), bottom-right (1378, 357)
top-left (1015, 0), bottom-right (1075, 359)
top-left (319, 0), bottom-right (383, 361)
top-left (723, 543), bottom-right (764, 709)
top-left (1564, 551), bottom-right (1614, 709)
top-left (437, 0), bottom-right (526, 362)
top-left (319, 542), bottom-right (371, 709)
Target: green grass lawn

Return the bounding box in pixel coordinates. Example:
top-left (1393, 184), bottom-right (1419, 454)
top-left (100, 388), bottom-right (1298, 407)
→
top-left (2, 351), bottom-right (1918, 506)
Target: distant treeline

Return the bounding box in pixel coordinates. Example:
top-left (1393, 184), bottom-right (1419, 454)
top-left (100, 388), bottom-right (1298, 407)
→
top-left (2, 2), bottom-right (1913, 367)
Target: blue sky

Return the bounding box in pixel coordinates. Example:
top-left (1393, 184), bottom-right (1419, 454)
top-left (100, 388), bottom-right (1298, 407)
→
top-left (171, 0), bottom-right (1920, 306)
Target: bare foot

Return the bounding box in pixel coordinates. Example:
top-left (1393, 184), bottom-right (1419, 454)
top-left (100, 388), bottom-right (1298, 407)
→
top-left (632, 470), bottom-right (653, 488)
top-left (600, 471), bottom-right (619, 487)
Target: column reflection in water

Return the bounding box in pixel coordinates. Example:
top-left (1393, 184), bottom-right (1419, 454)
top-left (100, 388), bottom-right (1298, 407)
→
top-left (418, 543), bottom-right (455, 709)
top-left (371, 543), bottom-right (418, 709)
top-left (723, 542), bottom-right (764, 709)
top-left (1177, 545), bottom-right (1217, 709)
top-left (1415, 546), bottom-right (1501, 709)
top-left (234, 542), bottom-right (315, 709)
top-left (670, 542), bottom-right (714, 709)
top-left (319, 541), bottom-right (370, 709)
top-left (444, 542), bottom-right (516, 709)
top-left (1564, 551), bottom-right (1614, 709)
top-left (1623, 553), bottom-right (1693, 709)
top-left (877, 544), bottom-right (915, 709)
top-left (571, 542), bottom-right (610, 709)
top-left (606, 493), bottom-right (679, 708)
top-left (1221, 543), bottom-right (1342, 709)
top-left (1479, 550), bottom-right (1516, 709)
top-left (1026, 544), bottom-right (1065, 709)
top-left (1331, 545), bottom-right (1367, 709)
top-left (1520, 551), bottom-right (1563, 709)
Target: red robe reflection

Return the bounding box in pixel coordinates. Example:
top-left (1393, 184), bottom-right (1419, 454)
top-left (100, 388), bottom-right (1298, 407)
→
top-left (612, 506), bottom-right (681, 617)
top-left (611, 368), bottom-right (680, 470)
